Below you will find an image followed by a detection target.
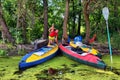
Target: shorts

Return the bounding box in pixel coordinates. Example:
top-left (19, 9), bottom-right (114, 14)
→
top-left (49, 36), bottom-right (55, 40)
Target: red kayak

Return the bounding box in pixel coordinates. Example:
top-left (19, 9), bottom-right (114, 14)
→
top-left (59, 44), bottom-right (106, 69)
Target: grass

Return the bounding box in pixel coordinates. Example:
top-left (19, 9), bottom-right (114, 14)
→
top-left (0, 54), bottom-right (120, 80)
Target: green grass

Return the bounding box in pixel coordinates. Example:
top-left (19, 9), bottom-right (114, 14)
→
top-left (0, 55), bottom-right (120, 80)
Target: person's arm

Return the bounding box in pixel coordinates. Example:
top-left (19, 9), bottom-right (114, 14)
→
top-left (48, 27), bottom-right (52, 32)
top-left (49, 24), bottom-right (54, 32)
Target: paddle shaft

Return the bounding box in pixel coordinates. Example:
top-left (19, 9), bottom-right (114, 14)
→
top-left (106, 20), bottom-right (113, 69)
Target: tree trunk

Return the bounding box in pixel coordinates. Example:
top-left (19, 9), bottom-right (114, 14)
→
top-left (77, 0), bottom-right (82, 35)
top-left (83, 0), bottom-right (90, 44)
top-left (43, 0), bottom-right (48, 39)
top-left (0, 1), bottom-right (14, 43)
top-left (22, 8), bottom-right (27, 43)
top-left (62, 0), bottom-right (69, 43)
top-left (16, 0), bottom-right (27, 43)
top-left (16, 0), bottom-right (21, 28)
top-left (72, 0), bottom-right (76, 36)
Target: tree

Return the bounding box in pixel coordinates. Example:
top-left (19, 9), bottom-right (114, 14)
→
top-left (42, 0), bottom-right (48, 39)
top-left (83, 0), bottom-right (91, 43)
top-left (0, 1), bottom-right (14, 43)
top-left (62, 0), bottom-right (69, 44)
top-left (71, 0), bottom-right (76, 36)
top-left (77, 0), bottom-right (82, 35)
top-left (16, 0), bottom-right (27, 43)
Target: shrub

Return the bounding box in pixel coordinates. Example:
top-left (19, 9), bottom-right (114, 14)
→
top-left (0, 49), bottom-right (7, 57)
top-left (111, 33), bottom-right (120, 50)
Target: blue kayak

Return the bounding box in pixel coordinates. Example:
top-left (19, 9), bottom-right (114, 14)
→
top-left (19, 45), bottom-right (58, 70)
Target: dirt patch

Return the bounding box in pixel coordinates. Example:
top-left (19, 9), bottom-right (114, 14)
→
top-left (91, 42), bottom-right (120, 55)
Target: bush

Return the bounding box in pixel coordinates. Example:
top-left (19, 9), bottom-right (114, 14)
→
top-left (97, 33), bottom-right (107, 43)
top-left (0, 49), bottom-right (7, 57)
top-left (111, 33), bottom-right (120, 50)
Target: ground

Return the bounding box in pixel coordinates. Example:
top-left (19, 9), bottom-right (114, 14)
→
top-left (0, 41), bottom-right (120, 56)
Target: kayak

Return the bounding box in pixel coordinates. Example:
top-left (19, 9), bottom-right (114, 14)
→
top-left (70, 41), bottom-right (102, 58)
top-left (59, 44), bottom-right (106, 69)
top-left (19, 44), bottom-right (58, 70)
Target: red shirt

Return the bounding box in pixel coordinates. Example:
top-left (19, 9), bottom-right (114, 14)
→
top-left (49, 30), bottom-right (58, 37)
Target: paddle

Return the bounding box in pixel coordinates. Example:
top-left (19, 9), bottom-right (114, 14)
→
top-left (102, 7), bottom-right (113, 70)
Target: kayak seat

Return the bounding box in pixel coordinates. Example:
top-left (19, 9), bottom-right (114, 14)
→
top-left (71, 47), bottom-right (85, 54)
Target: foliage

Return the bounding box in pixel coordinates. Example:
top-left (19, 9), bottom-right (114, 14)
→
top-left (2, 0), bottom-right (17, 30)
top-left (0, 49), bottom-right (7, 56)
top-left (17, 49), bottom-right (27, 56)
top-left (0, 0), bottom-right (120, 50)
top-left (111, 33), bottom-right (120, 49)
top-left (27, 24), bottom-right (43, 41)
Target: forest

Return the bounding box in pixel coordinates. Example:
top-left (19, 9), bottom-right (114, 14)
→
top-left (0, 0), bottom-right (120, 54)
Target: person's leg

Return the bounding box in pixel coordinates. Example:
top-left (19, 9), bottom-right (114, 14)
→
top-left (50, 39), bottom-right (53, 45)
top-left (49, 36), bottom-right (55, 45)
top-left (52, 37), bottom-right (56, 45)
top-left (48, 36), bottom-right (51, 45)
top-left (48, 36), bottom-right (53, 45)
top-left (55, 37), bottom-right (58, 45)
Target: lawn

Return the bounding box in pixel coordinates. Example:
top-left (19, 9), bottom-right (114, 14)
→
top-left (0, 54), bottom-right (120, 80)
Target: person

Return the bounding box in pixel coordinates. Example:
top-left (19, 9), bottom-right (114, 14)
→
top-left (48, 24), bottom-right (59, 45)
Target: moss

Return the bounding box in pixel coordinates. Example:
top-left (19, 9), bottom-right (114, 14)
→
top-left (0, 55), bottom-right (120, 80)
